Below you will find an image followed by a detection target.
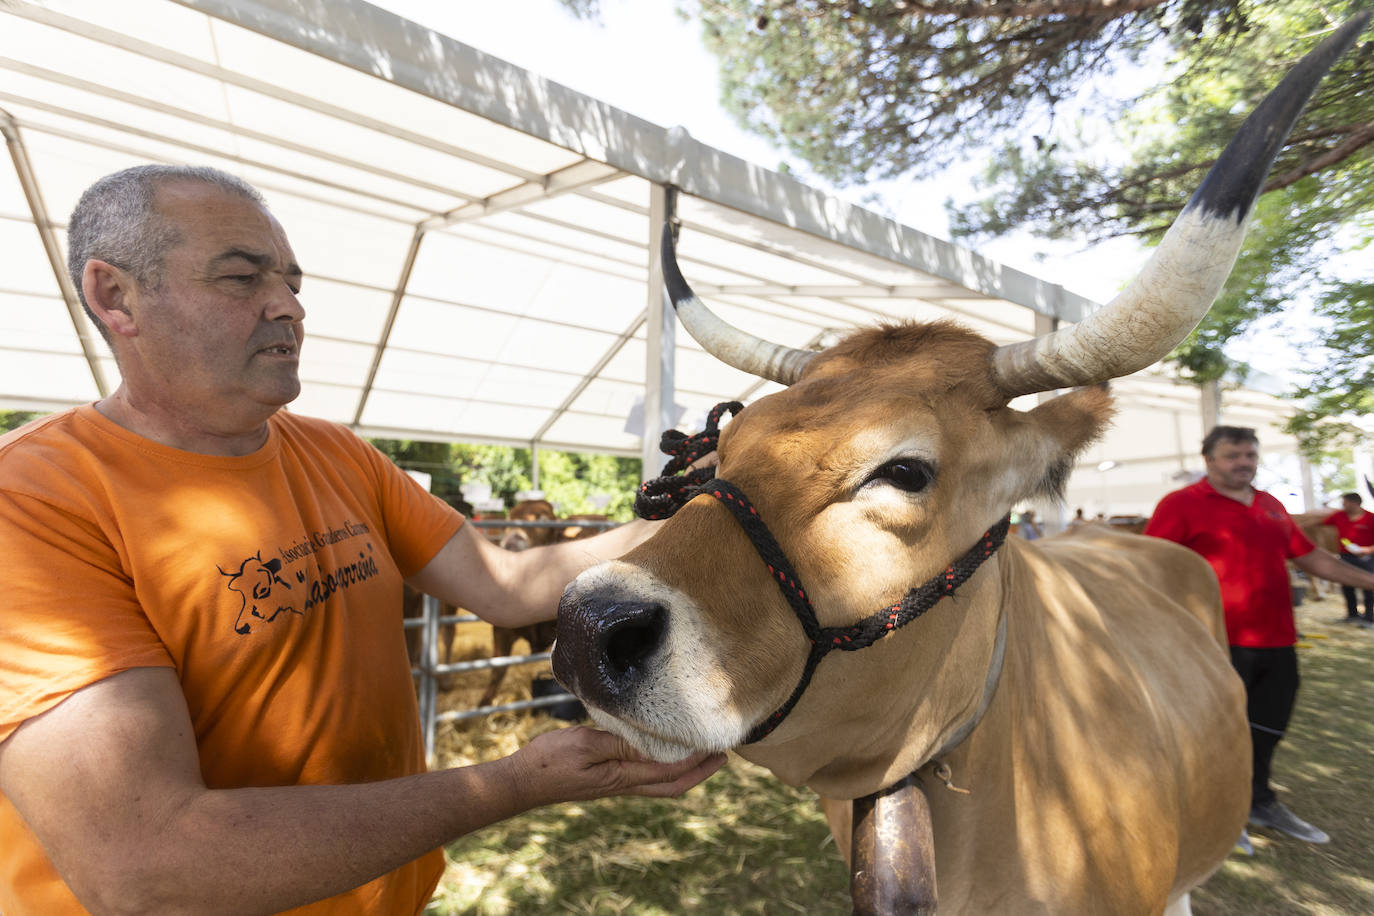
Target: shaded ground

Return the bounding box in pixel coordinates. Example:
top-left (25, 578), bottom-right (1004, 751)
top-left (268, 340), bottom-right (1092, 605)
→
top-left (428, 593), bottom-right (1374, 914)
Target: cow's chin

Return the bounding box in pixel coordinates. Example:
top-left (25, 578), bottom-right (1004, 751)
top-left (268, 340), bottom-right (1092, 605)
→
top-left (583, 704), bottom-right (742, 764)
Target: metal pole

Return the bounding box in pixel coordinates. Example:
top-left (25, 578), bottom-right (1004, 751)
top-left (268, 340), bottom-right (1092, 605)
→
top-left (1, 107), bottom-right (110, 398)
top-left (642, 184), bottom-right (677, 481)
top-left (421, 593), bottom-right (440, 768)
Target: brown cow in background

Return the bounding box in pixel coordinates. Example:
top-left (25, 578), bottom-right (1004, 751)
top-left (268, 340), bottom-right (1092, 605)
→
top-left (404, 500), bottom-right (618, 707)
top-left (1292, 510), bottom-right (1342, 599)
top-left (478, 499), bottom-right (563, 707)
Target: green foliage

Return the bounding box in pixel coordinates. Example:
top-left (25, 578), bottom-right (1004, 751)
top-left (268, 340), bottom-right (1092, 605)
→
top-left (537, 450), bottom-right (643, 520)
top-left (1283, 278), bottom-right (1374, 453)
top-left (945, 0), bottom-right (1373, 396)
top-left (684, 0), bottom-right (1371, 438)
top-left (554, 0), bottom-right (602, 21)
top-left (368, 438), bottom-right (642, 522)
top-left (370, 438), bottom-right (473, 509)
top-left (0, 410), bottom-right (44, 433)
top-left (688, 0), bottom-right (1243, 185)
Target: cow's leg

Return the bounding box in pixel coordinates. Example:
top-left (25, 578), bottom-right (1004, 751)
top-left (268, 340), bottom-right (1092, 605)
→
top-left (850, 771), bottom-right (937, 916)
top-left (440, 604), bottom-right (458, 666)
top-left (477, 628), bottom-right (517, 708)
top-left (1163, 892), bottom-right (1193, 916)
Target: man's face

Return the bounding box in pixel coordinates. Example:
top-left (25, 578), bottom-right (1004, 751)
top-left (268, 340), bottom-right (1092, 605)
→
top-left (125, 181), bottom-right (305, 420)
top-left (1204, 439), bottom-right (1258, 491)
top-left (1343, 497), bottom-right (1362, 516)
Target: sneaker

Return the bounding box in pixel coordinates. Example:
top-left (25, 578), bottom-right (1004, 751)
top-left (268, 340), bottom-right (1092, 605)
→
top-left (1235, 829), bottom-right (1255, 856)
top-left (1248, 800), bottom-right (1330, 844)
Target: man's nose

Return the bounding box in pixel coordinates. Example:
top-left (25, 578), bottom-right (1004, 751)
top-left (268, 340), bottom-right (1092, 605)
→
top-left (266, 281), bottom-right (306, 323)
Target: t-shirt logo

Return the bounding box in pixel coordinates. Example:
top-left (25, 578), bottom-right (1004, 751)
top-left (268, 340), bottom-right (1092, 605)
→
top-left (219, 552), bottom-right (304, 635)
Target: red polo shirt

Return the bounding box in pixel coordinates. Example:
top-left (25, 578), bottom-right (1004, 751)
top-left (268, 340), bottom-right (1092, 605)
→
top-left (1145, 479), bottom-right (1314, 648)
top-left (1321, 509), bottom-right (1374, 554)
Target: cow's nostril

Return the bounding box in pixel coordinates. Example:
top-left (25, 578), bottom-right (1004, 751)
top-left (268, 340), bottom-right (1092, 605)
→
top-left (603, 605), bottom-right (665, 679)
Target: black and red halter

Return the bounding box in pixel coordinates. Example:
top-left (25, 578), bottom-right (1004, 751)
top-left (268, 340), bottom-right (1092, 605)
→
top-left (635, 402), bottom-right (1011, 744)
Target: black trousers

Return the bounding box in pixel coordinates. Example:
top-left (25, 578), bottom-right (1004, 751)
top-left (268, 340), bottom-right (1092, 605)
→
top-left (1229, 645), bottom-right (1299, 807)
top-left (1338, 553), bottom-right (1374, 618)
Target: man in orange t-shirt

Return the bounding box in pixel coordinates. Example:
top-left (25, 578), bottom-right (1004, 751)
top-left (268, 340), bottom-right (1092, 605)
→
top-left (0, 165), bottom-right (724, 916)
top-left (1321, 492), bottom-right (1374, 625)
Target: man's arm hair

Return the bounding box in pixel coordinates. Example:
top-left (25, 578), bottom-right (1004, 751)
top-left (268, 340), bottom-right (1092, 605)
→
top-left (406, 518), bottom-right (663, 628)
top-left (0, 667), bottom-right (722, 916)
top-left (1292, 548), bottom-right (1374, 592)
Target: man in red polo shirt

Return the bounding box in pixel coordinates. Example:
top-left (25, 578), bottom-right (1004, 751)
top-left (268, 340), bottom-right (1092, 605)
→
top-left (1145, 426), bottom-right (1374, 844)
top-left (1322, 492), bottom-right (1374, 626)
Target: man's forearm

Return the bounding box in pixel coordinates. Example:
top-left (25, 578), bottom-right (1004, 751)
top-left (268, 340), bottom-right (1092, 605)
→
top-left (1295, 549), bottom-right (1374, 591)
top-left (93, 757), bottom-right (531, 916)
top-left (488, 519), bottom-right (662, 627)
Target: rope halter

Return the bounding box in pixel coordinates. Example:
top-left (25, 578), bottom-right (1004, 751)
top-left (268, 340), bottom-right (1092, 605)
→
top-left (635, 402), bottom-right (1011, 744)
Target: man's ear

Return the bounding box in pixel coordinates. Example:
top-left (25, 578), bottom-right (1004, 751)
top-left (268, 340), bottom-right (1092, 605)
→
top-left (81, 259), bottom-right (139, 338)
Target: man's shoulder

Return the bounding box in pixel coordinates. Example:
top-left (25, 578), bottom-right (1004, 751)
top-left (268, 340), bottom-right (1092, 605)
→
top-left (1157, 481), bottom-right (1207, 509)
top-left (1250, 488), bottom-right (1292, 515)
top-left (0, 407), bottom-right (81, 451)
top-left (0, 408), bottom-right (87, 481)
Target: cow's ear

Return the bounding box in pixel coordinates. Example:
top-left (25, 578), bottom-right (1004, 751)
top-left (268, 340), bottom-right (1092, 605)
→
top-left (994, 386), bottom-right (1114, 504)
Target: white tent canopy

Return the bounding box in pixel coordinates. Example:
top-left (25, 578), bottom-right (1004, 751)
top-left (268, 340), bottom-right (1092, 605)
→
top-left (0, 0), bottom-right (1315, 518)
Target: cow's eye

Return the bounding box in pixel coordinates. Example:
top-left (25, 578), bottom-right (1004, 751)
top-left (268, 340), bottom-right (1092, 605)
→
top-left (868, 458), bottom-right (934, 493)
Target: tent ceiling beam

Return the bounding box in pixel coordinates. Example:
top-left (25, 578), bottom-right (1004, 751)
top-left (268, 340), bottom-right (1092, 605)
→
top-left (176, 0), bottom-right (1094, 325)
top-left (425, 159), bottom-right (624, 229)
top-left (3, 105), bottom-right (434, 218)
top-left (702, 283), bottom-right (986, 300)
top-left (0, 110), bottom-right (108, 397)
top-left (0, 59), bottom-right (480, 205)
top-left (12, 2), bottom-right (548, 184)
top-left (353, 226), bottom-right (424, 428)
top-left (531, 309), bottom-right (648, 444)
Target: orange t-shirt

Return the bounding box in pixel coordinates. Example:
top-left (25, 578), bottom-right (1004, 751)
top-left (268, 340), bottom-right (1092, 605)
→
top-left (0, 405), bottom-right (465, 915)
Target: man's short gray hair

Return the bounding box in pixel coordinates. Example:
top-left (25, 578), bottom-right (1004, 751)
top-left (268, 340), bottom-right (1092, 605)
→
top-left (66, 165), bottom-right (266, 343)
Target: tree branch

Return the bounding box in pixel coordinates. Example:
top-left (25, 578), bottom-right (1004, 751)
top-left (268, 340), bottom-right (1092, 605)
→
top-left (882, 0), bottom-right (1172, 19)
top-left (1263, 122), bottom-right (1374, 192)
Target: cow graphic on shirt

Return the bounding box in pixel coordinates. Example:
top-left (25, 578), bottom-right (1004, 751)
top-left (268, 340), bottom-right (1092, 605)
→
top-left (219, 552), bottom-right (302, 635)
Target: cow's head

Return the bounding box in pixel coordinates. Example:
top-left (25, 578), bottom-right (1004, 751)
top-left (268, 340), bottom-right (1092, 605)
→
top-left (553, 21), bottom-right (1360, 798)
top-left (220, 552), bottom-right (291, 635)
top-left (499, 499), bottom-right (559, 552)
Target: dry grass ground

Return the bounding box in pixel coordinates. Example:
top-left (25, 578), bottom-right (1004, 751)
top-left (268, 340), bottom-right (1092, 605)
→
top-left (426, 592), bottom-right (1374, 915)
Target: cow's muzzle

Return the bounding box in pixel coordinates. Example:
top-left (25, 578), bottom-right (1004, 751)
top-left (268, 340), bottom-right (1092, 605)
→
top-left (552, 588), bottom-right (667, 714)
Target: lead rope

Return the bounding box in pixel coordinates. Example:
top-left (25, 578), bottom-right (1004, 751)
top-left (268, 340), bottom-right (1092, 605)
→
top-left (636, 402), bottom-right (1011, 744)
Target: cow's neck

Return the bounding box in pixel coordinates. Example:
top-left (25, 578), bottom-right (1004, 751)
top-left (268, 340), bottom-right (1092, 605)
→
top-left (733, 557), bottom-right (1009, 800)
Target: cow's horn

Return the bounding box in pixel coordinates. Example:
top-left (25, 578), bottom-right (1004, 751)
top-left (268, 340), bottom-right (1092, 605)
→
top-left (660, 228), bottom-right (815, 386)
top-left (990, 14), bottom-right (1368, 399)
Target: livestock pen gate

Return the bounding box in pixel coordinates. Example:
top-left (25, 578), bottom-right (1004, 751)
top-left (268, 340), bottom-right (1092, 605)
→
top-left (407, 515), bottom-right (618, 764)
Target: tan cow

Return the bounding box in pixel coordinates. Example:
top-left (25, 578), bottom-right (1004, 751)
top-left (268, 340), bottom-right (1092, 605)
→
top-left (553, 21), bottom-right (1364, 916)
top-left (1291, 510), bottom-right (1341, 599)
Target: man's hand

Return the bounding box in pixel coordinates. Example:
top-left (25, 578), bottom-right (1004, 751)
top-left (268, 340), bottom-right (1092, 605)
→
top-left (509, 726), bottom-right (726, 807)
top-left (686, 450), bottom-right (719, 473)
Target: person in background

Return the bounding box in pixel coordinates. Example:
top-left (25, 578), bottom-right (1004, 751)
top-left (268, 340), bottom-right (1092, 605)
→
top-left (1016, 508), bottom-right (1044, 540)
top-left (1145, 426), bottom-right (1374, 845)
top-left (1321, 492), bottom-right (1374, 627)
top-left (0, 164), bottom-right (724, 916)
